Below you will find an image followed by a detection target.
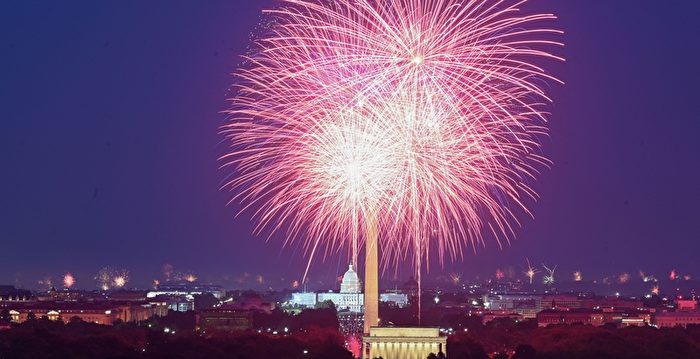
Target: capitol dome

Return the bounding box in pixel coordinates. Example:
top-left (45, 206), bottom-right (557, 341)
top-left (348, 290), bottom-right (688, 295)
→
top-left (340, 264), bottom-right (362, 293)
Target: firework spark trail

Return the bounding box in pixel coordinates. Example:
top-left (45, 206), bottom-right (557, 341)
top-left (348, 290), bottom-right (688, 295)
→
top-left (542, 263), bottom-right (556, 285)
top-left (525, 258), bottom-right (537, 284)
top-left (223, 0), bottom-right (562, 277)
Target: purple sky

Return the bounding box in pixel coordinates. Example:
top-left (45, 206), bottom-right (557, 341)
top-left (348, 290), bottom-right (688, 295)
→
top-left (1, 1), bottom-right (699, 289)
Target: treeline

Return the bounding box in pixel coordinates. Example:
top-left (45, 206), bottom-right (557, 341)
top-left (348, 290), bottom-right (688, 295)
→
top-left (0, 314), bottom-right (352, 359)
top-left (2, 309), bottom-right (700, 358)
top-left (448, 320), bottom-right (700, 359)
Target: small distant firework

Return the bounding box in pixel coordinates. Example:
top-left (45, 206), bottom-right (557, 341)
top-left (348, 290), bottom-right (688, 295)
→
top-left (542, 264), bottom-right (556, 285)
top-left (525, 259), bottom-right (538, 285)
top-left (639, 270), bottom-right (657, 283)
top-left (651, 286), bottom-right (660, 295)
top-left (256, 275), bottom-right (264, 284)
top-left (573, 271), bottom-right (583, 282)
top-left (63, 273), bottom-right (75, 288)
top-left (618, 273), bottom-right (630, 284)
top-left (683, 274), bottom-right (692, 281)
top-left (113, 270), bottom-right (129, 288)
top-left (95, 267), bottom-right (129, 290)
top-left (449, 272), bottom-right (462, 285)
top-left (96, 267), bottom-right (113, 290)
top-left (495, 269), bottom-right (505, 281)
top-left (38, 276), bottom-right (53, 289)
top-left (170, 270), bottom-right (197, 283)
top-left (162, 264), bottom-right (174, 282)
top-left (153, 279), bottom-right (160, 288)
top-left (670, 269), bottom-right (677, 281)
top-left (291, 280), bottom-right (300, 289)
top-left (602, 277), bottom-right (611, 285)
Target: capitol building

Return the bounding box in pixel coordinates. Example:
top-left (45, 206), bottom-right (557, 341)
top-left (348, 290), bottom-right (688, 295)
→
top-left (289, 264), bottom-right (407, 312)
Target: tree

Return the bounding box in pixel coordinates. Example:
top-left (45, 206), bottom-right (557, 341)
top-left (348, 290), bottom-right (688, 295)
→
top-left (194, 293), bottom-right (219, 310)
top-left (427, 353), bottom-right (438, 359)
top-left (0, 309), bottom-right (11, 322)
top-left (512, 344), bottom-right (537, 359)
top-left (314, 300), bottom-right (336, 309)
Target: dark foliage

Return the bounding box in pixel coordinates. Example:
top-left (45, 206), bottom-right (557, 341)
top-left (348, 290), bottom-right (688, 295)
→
top-left (0, 312), bottom-right (352, 359)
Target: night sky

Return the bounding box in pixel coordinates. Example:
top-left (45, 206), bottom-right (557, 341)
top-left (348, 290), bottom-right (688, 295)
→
top-left (1, 1), bottom-right (699, 290)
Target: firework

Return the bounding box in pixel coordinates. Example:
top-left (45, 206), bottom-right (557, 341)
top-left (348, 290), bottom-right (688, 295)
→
top-left (573, 271), bottom-right (582, 282)
top-left (185, 274), bottom-right (198, 283)
top-left (495, 269), bottom-right (505, 281)
top-left (224, 0), bottom-right (561, 277)
top-left (449, 272), bottom-right (462, 285)
top-left (524, 258), bottom-right (538, 285)
top-left (618, 272), bottom-right (630, 284)
top-left (95, 267), bottom-right (129, 290)
top-left (639, 270), bottom-right (657, 283)
top-left (651, 285), bottom-right (660, 296)
top-left (113, 270), bottom-right (129, 288)
top-left (670, 269), bottom-right (677, 281)
top-left (63, 273), bottom-right (75, 288)
top-left (162, 264), bottom-right (174, 282)
top-left (96, 267), bottom-right (113, 290)
top-left (542, 264), bottom-right (556, 285)
top-left (38, 276), bottom-right (53, 289)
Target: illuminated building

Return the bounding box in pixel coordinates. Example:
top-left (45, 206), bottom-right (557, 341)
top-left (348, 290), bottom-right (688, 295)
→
top-left (290, 292), bottom-right (318, 308)
top-left (0, 301), bottom-right (167, 325)
top-left (153, 294), bottom-right (195, 312)
top-left (362, 327), bottom-right (446, 359)
top-left (537, 309), bottom-right (597, 327)
top-left (198, 307), bottom-right (253, 332)
top-left (487, 293), bottom-right (542, 319)
top-left (0, 286), bottom-right (31, 302)
top-left (146, 283), bottom-right (224, 300)
top-left (319, 264), bottom-right (364, 312)
top-left (482, 311), bottom-right (524, 324)
top-left (380, 291), bottom-right (409, 307)
top-left (537, 308), bottom-right (652, 328)
top-left (340, 264), bottom-right (361, 293)
top-left (228, 294), bottom-right (275, 314)
top-left (676, 298), bottom-right (698, 312)
top-left (655, 312), bottom-right (700, 328)
top-left (541, 294), bottom-right (585, 310)
top-left (288, 264), bottom-right (407, 313)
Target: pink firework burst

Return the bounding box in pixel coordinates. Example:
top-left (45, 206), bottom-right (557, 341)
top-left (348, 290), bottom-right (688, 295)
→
top-left (223, 0), bottom-right (562, 273)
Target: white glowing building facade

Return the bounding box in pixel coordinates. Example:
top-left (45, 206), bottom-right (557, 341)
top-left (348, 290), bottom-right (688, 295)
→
top-left (289, 264), bottom-right (408, 313)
